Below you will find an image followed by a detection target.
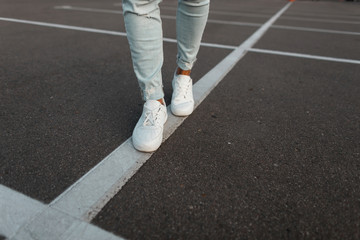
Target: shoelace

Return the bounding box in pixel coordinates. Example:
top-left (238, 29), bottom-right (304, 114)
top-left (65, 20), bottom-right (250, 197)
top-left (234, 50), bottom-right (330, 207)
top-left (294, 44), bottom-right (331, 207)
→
top-left (143, 106), bottom-right (164, 127)
top-left (175, 78), bottom-right (191, 100)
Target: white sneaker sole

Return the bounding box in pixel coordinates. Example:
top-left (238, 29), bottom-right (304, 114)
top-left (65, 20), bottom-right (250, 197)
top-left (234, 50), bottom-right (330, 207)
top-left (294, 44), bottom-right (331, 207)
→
top-left (171, 103), bottom-right (194, 117)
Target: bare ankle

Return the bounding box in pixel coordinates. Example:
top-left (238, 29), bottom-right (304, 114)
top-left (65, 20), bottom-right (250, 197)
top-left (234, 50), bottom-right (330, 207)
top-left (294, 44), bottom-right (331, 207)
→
top-left (176, 67), bottom-right (191, 76)
top-left (157, 98), bottom-right (165, 105)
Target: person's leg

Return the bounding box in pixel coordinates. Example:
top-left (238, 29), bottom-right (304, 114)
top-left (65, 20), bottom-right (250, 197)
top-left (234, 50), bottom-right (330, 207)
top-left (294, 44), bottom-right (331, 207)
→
top-left (176, 0), bottom-right (210, 71)
top-left (123, 0), bottom-right (167, 152)
top-left (123, 0), bottom-right (164, 101)
top-left (171, 0), bottom-right (210, 116)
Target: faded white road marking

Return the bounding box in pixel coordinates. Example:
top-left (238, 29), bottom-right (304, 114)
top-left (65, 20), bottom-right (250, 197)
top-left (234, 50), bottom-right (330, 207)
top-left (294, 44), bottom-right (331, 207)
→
top-left (0, 17), bottom-right (127, 36)
top-left (0, 185), bottom-right (123, 240)
top-left (249, 48), bottom-right (360, 65)
top-left (0, 185), bottom-right (45, 238)
top-left (282, 16), bottom-right (360, 25)
top-left (0, 17), bottom-right (236, 50)
top-left (272, 24), bottom-right (360, 36)
top-left (54, 6), bottom-right (360, 36)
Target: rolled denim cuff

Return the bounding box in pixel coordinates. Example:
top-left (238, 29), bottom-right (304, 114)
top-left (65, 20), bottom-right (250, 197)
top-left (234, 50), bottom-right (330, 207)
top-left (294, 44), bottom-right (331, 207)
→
top-left (176, 55), bottom-right (196, 71)
top-left (142, 85), bottom-right (164, 101)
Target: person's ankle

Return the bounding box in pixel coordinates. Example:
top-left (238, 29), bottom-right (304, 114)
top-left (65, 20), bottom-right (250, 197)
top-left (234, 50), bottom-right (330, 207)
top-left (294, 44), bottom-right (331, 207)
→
top-left (157, 98), bottom-right (165, 105)
top-left (176, 67), bottom-right (191, 76)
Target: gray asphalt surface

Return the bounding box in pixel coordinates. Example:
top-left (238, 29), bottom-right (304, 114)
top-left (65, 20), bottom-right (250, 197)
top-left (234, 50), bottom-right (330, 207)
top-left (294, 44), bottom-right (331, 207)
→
top-left (1, 0), bottom-right (360, 239)
top-left (93, 54), bottom-right (360, 239)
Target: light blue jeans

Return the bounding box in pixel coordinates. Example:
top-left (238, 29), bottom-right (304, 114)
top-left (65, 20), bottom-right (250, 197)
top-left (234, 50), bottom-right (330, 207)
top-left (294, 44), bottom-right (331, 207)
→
top-left (123, 0), bottom-right (210, 100)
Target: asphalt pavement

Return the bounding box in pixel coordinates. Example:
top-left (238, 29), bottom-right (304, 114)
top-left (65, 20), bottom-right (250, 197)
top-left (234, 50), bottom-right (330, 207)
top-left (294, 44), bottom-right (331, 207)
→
top-left (1, 0), bottom-right (359, 239)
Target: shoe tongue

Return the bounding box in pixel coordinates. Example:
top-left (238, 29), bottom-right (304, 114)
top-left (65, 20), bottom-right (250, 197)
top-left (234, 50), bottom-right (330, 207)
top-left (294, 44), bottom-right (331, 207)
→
top-left (175, 75), bottom-right (191, 86)
top-left (145, 100), bottom-right (161, 110)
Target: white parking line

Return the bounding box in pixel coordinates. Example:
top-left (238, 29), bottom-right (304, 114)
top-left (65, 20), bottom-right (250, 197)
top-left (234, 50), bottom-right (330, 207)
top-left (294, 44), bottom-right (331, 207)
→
top-left (284, 12), bottom-right (360, 20)
top-left (54, 5), bottom-right (124, 14)
top-left (0, 17), bottom-right (236, 50)
top-left (249, 48), bottom-right (360, 65)
top-left (0, 185), bottom-right (45, 238)
top-left (0, 17), bottom-right (127, 36)
top-left (53, 6), bottom-right (360, 36)
top-left (0, 185), bottom-right (123, 240)
top-left (272, 24), bottom-right (360, 36)
top-left (282, 16), bottom-right (360, 25)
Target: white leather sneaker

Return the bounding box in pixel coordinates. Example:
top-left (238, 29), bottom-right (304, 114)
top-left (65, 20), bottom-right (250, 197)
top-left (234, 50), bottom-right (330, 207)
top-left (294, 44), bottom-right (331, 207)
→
top-left (171, 74), bottom-right (194, 116)
top-left (132, 99), bottom-right (167, 152)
